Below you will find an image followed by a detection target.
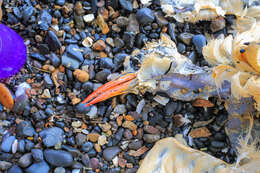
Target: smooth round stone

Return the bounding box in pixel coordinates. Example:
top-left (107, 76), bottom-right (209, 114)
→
top-left (0, 23), bottom-right (27, 79)
top-left (0, 161), bottom-right (12, 171)
top-left (16, 121), bottom-right (35, 137)
top-left (103, 146), bottom-right (121, 161)
top-left (81, 142), bottom-right (93, 152)
top-left (211, 141), bottom-right (225, 148)
top-left (44, 149), bottom-right (73, 167)
top-left (54, 167), bottom-right (66, 173)
top-left (25, 161), bottom-right (50, 173)
top-left (56, 0), bottom-right (65, 5)
top-left (18, 153), bottom-right (32, 168)
top-left (39, 127), bottom-right (64, 148)
top-left (31, 149), bottom-right (44, 162)
top-left (119, 0), bottom-right (133, 12)
top-left (136, 8), bottom-right (155, 25)
top-left (192, 34), bottom-right (207, 54)
top-left (1, 136), bottom-right (16, 153)
top-left (8, 165), bottom-right (23, 173)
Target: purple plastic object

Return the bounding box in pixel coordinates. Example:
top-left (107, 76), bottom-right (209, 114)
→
top-left (0, 23), bottom-right (27, 79)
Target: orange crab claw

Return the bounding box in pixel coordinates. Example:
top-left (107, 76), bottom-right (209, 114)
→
top-left (82, 73), bottom-right (137, 107)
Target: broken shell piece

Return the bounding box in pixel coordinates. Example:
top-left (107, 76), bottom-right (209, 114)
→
top-left (161, 0), bottom-right (260, 25)
top-left (202, 35), bottom-right (232, 66)
top-left (137, 137), bottom-right (231, 173)
top-left (240, 43), bottom-right (260, 73)
top-left (138, 115), bottom-right (260, 173)
top-left (161, 0), bottom-right (227, 23)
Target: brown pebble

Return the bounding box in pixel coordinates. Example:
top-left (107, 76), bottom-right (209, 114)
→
top-left (143, 134), bottom-right (160, 143)
top-left (122, 121), bottom-right (137, 131)
top-left (92, 40), bottom-right (106, 51)
top-left (123, 129), bottom-right (133, 140)
top-left (73, 69), bottom-right (89, 83)
top-left (136, 128), bottom-right (143, 140)
top-left (143, 125), bottom-right (160, 134)
top-left (94, 143), bottom-right (101, 152)
top-left (189, 127), bottom-right (212, 138)
top-left (74, 1), bottom-right (85, 15)
top-left (88, 133), bottom-right (100, 142)
top-left (98, 123), bottom-right (111, 132)
top-left (98, 7), bottom-right (109, 21)
top-left (72, 98), bottom-right (81, 105)
top-left (118, 158), bottom-right (127, 168)
top-left (97, 14), bottom-right (109, 34)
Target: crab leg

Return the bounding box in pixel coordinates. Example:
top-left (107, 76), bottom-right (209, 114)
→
top-left (82, 73), bottom-right (137, 107)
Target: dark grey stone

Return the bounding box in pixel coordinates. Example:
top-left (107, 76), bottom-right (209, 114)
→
top-left (99, 58), bottom-right (115, 70)
top-left (136, 8), bottom-right (155, 25)
top-left (18, 153), bottom-right (32, 168)
top-left (66, 44), bottom-right (84, 62)
top-left (39, 127), bottom-right (64, 148)
top-left (31, 149), bottom-right (44, 162)
top-left (43, 73), bottom-right (54, 88)
top-left (103, 146), bottom-right (121, 161)
top-left (56, 0), bottom-right (65, 5)
top-left (62, 55), bottom-right (80, 70)
top-left (95, 69), bottom-right (111, 82)
top-left (81, 142), bottom-right (93, 152)
top-left (30, 53), bottom-right (46, 62)
top-left (44, 149), bottom-right (73, 167)
top-left (75, 133), bottom-right (87, 146)
top-left (16, 121), bottom-right (35, 137)
top-left (1, 136), bottom-right (16, 153)
top-left (46, 30), bottom-right (62, 51)
top-left (192, 34), bottom-right (207, 54)
top-left (0, 161), bottom-right (12, 171)
top-left (8, 165), bottom-right (23, 173)
top-left (119, 0), bottom-right (133, 12)
top-left (25, 161), bottom-right (50, 173)
top-left (48, 53), bottom-right (61, 67)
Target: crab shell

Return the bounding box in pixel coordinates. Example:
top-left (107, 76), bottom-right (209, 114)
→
top-left (161, 0), bottom-right (260, 28)
top-left (203, 24), bottom-right (260, 111)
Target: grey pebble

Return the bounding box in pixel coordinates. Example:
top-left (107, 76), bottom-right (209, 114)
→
top-left (75, 133), bottom-right (87, 146)
top-left (1, 136), bottom-right (16, 153)
top-left (44, 149), bottom-right (73, 167)
top-left (103, 146), bottom-right (121, 161)
top-left (119, 0), bottom-right (133, 12)
top-left (136, 8), bottom-right (155, 25)
top-left (81, 142), bottom-right (93, 152)
top-left (46, 30), bottom-right (62, 51)
top-left (211, 141), bottom-right (225, 148)
top-left (31, 149), bottom-right (44, 162)
top-left (16, 121), bottom-right (35, 137)
top-left (62, 54), bottom-right (80, 70)
top-left (0, 161), bottom-right (12, 171)
top-left (66, 44), bottom-right (84, 62)
top-left (25, 161), bottom-right (50, 173)
top-left (192, 34), bottom-right (207, 54)
top-left (54, 167), bottom-right (66, 173)
top-left (8, 165), bottom-right (23, 173)
top-left (18, 153), bottom-right (32, 168)
top-left (143, 134), bottom-right (160, 143)
top-left (95, 69), bottom-right (111, 82)
top-left (39, 127), bottom-right (64, 148)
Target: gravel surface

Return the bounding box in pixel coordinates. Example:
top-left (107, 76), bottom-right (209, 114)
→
top-left (0, 0), bottom-right (238, 172)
